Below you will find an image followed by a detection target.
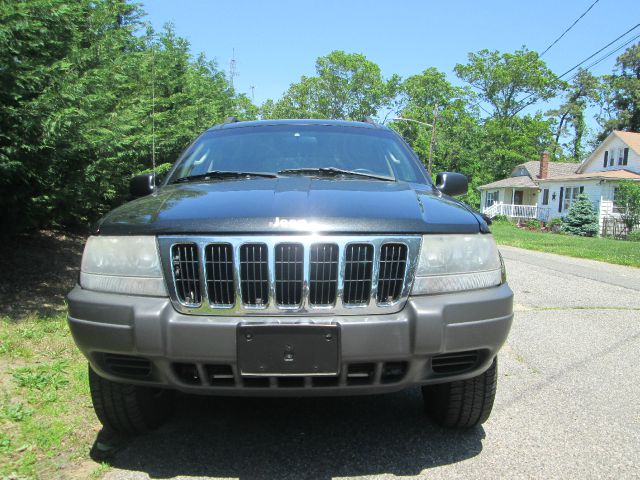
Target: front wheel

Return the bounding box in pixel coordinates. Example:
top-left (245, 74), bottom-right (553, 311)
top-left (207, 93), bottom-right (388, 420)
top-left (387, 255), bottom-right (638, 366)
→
top-left (88, 365), bottom-right (174, 435)
top-left (422, 357), bottom-right (497, 429)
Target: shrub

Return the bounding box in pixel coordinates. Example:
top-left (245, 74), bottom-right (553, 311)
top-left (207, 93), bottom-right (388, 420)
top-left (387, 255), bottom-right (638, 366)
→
top-left (627, 230), bottom-right (640, 242)
top-left (616, 181), bottom-right (640, 232)
top-left (561, 193), bottom-right (599, 237)
top-left (525, 219), bottom-right (542, 230)
top-left (548, 217), bottom-right (563, 233)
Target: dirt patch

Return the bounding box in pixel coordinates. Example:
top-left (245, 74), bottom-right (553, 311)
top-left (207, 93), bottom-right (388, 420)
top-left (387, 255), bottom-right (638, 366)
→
top-left (0, 230), bottom-right (85, 319)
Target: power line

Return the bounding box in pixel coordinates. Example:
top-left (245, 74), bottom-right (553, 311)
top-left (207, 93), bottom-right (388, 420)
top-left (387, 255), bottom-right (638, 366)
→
top-left (510, 24), bottom-right (640, 116)
top-left (556, 23), bottom-right (640, 79)
top-left (540, 0), bottom-right (600, 57)
top-left (566, 32), bottom-right (640, 83)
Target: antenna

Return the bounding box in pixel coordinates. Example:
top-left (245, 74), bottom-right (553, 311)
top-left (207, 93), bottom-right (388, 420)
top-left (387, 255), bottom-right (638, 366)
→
top-left (229, 48), bottom-right (238, 88)
top-left (151, 42), bottom-right (157, 192)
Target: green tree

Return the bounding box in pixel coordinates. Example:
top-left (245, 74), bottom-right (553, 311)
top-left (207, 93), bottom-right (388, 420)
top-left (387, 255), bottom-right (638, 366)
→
top-left (598, 43), bottom-right (640, 137)
top-left (0, 1), bottom-right (253, 233)
top-left (0, 0), bottom-right (90, 230)
top-left (615, 180), bottom-right (640, 232)
top-left (452, 48), bottom-right (564, 208)
top-left (454, 48), bottom-right (561, 119)
top-left (546, 69), bottom-right (600, 161)
top-left (480, 114), bottom-right (556, 181)
top-left (264, 51), bottom-right (400, 120)
top-left (392, 68), bottom-right (485, 206)
top-left (561, 193), bottom-right (599, 236)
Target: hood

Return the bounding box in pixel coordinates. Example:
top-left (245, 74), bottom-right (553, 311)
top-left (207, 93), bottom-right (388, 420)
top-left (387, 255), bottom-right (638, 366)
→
top-left (97, 177), bottom-right (483, 235)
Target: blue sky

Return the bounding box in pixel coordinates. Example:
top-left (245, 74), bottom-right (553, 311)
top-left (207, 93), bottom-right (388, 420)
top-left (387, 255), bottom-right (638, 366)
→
top-left (143, 0), bottom-right (638, 124)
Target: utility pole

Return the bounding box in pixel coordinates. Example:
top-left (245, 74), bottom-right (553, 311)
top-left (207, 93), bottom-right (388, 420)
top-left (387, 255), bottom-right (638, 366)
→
top-left (250, 85), bottom-right (255, 101)
top-left (427, 104), bottom-right (439, 177)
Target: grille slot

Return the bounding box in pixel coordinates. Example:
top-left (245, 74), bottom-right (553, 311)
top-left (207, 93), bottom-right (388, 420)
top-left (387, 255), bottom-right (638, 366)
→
top-left (381, 361), bottom-right (408, 383)
top-left (309, 243), bottom-right (339, 306)
top-left (277, 377), bottom-right (305, 388)
top-left (243, 377), bottom-right (270, 388)
top-left (347, 363), bottom-right (376, 385)
top-left (173, 363), bottom-right (201, 385)
top-left (240, 243), bottom-right (269, 306)
top-left (103, 354), bottom-right (152, 378)
top-left (432, 351), bottom-right (480, 375)
top-left (205, 243), bottom-right (235, 306)
top-left (172, 244), bottom-right (202, 305)
top-left (377, 243), bottom-right (408, 304)
top-left (343, 244), bottom-right (374, 305)
top-left (205, 364), bottom-right (235, 386)
top-left (275, 243), bottom-right (304, 306)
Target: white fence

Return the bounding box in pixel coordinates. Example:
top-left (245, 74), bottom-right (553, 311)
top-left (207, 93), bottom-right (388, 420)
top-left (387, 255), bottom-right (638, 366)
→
top-left (483, 203), bottom-right (549, 221)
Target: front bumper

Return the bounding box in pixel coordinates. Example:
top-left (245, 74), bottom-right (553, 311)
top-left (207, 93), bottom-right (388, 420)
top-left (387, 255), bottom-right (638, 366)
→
top-left (67, 283), bottom-right (513, 396)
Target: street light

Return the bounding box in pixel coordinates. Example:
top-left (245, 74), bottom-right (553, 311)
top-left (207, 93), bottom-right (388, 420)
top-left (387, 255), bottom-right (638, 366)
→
top-left (392, 116), bottom-right (437, 176)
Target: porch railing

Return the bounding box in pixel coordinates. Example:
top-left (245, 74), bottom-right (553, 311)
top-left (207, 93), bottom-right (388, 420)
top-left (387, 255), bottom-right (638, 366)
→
top-left (482, 203), bottom-right (550, 221)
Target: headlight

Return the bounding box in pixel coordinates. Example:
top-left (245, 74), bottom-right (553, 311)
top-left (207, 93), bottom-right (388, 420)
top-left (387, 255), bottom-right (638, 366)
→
top-left (412, 234), bottom-right (502, 295)
top-left (80, 236), bottom-right (167, 296)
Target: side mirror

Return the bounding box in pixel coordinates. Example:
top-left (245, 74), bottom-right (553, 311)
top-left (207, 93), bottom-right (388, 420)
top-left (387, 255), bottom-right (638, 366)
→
top-left (129, 173), bottom-right (156, 198)
top-left (435, 172), bottom-right (468, 196)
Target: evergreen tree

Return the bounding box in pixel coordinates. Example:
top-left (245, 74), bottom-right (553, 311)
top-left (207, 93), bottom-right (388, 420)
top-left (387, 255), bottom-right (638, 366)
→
top-left (0, 1), bottom-right (250, 233)
top-left (561, 193), bottom-right (599, 237)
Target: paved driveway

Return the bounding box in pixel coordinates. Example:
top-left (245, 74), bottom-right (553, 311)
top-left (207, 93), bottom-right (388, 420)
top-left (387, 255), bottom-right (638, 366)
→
top-left (103, 246), bottom-right (640, 480)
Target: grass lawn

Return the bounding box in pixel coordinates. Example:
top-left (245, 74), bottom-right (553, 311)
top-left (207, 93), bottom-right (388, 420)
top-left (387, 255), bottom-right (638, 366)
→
top-left (491, 222), bottom-right (640, 267)
top-left (0, 314), bottom-right (107, 479)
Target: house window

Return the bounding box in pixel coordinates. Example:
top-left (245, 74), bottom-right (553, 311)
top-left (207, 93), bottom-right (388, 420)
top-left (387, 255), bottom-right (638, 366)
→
top-left (485, 191), bottom-right (498, 207)
top-left (613, 187), bottom-right (624, 214)
top-left (618, 148), bottom-right (624, 166)
top-left (563, 186), bottom-right (582, 211)
top-left (608, 150), bottom-right (614, 167)
top-left (542, 189), bottom-right (549, 205)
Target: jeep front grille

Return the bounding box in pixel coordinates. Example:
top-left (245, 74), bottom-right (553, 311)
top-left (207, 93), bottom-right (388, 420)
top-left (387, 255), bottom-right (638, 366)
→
top-left (159, 235), bottom-right (421, 316)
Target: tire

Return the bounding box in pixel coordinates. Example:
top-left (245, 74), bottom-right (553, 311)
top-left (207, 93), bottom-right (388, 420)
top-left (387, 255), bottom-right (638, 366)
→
top-left (88, 364), bottom-right (174, 435)
top-left (422, 357), bottom-right (497, 429)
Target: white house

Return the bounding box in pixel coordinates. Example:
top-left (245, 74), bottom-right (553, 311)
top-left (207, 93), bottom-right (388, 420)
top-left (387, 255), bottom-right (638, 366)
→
top-left (479, 130), bottom-right (640, 233)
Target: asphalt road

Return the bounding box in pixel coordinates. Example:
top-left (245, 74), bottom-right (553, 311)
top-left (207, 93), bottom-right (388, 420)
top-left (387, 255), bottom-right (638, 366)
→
top-left (102, 246), bottom-right (640, 480)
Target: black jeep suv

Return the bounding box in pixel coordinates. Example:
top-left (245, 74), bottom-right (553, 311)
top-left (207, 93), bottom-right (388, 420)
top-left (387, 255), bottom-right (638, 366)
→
top-left (68, 119), bottom-right (513, 434)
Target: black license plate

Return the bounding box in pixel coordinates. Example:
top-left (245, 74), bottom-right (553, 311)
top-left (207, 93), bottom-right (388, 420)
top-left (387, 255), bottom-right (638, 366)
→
top-left (237, 324), bottom-right (340, 376)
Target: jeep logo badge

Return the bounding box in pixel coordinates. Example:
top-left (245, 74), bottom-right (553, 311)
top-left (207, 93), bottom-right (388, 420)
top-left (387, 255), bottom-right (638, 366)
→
top-left (269, 217), bottom-right (308, 228)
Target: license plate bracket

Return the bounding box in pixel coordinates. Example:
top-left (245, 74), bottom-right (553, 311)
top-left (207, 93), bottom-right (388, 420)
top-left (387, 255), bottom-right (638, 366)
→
top-left (237, 324), bottom-right (340, 376)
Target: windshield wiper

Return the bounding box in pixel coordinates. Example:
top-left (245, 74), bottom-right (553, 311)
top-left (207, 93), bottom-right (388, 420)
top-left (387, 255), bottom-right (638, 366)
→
top-left (172, 170), bottom-right (280, 184)
top-left (277, 167), bottom-right (395, 182)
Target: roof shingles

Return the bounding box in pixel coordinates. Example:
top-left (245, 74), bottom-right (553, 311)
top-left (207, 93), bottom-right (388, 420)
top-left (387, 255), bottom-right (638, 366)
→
top-left (480, 160), bottom-right (579, 189)
top-left (540, 169), bottom-right (640, 182)
top-left (614, 130), bottom-right (640, 155)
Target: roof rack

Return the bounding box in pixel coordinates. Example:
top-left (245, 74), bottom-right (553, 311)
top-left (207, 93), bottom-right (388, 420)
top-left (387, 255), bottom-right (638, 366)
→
top-left (224, 116), bottom-right (239, 124)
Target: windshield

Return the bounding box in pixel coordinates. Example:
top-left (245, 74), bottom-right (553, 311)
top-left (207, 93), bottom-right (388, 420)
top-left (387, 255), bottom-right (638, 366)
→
top-left (167, 125), bottom-right (428, 184)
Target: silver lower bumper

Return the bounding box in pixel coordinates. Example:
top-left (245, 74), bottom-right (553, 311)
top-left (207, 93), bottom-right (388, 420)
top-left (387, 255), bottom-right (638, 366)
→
top-left (67, 283), bottom-right (513, 396)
